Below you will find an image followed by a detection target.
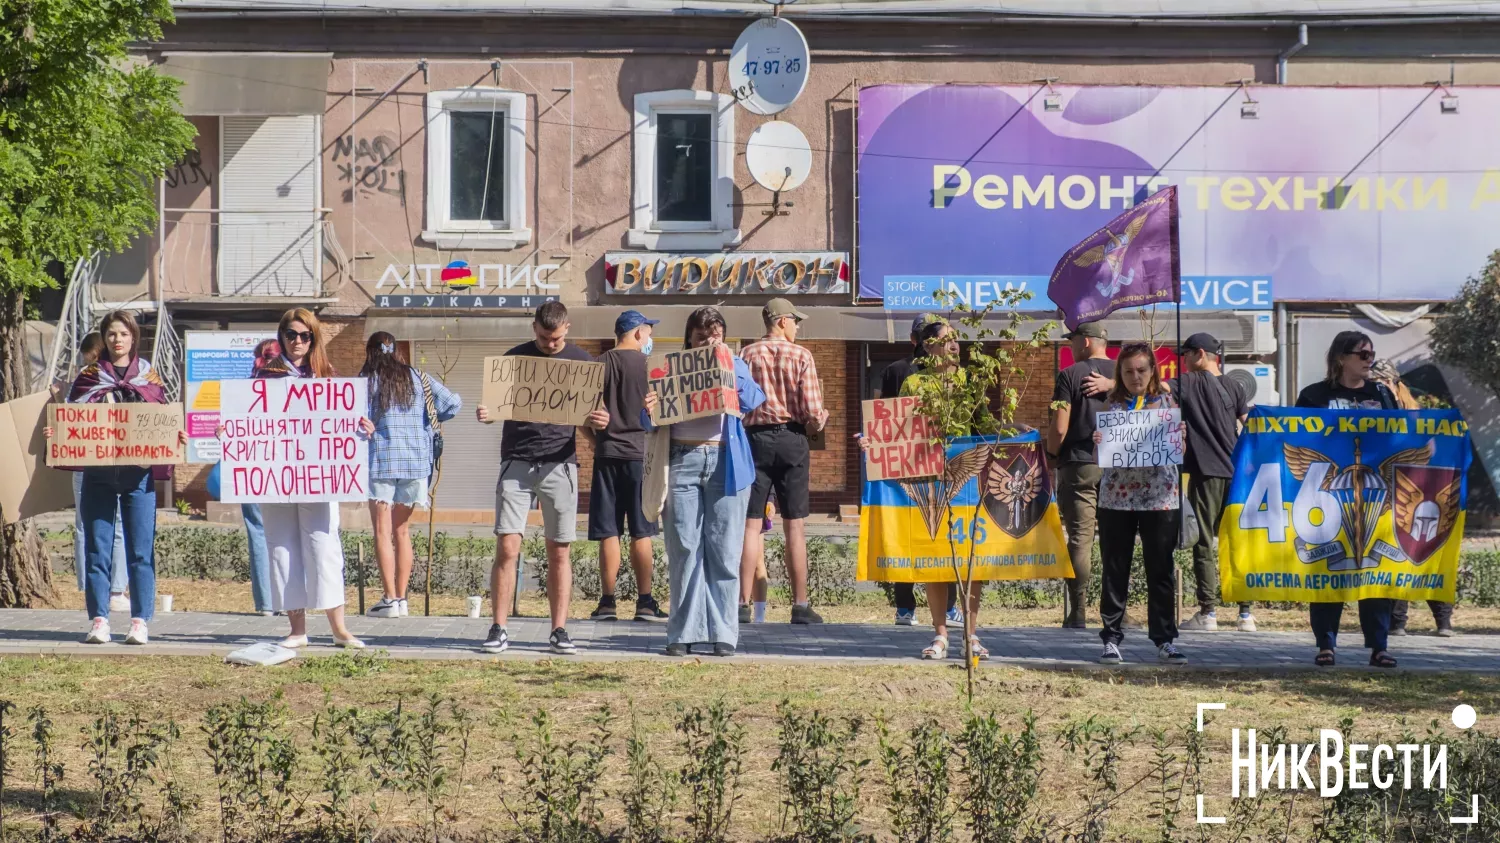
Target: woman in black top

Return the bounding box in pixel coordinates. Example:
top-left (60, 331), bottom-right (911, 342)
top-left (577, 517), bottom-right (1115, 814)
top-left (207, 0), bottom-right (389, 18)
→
top-left (1295, 330), bottom-right (1399, 668)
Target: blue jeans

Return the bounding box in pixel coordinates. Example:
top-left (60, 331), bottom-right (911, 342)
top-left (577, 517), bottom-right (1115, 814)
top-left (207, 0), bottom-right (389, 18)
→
top-left (73, 471), bottom-right (126, 593)
top-left (80, 467), bottom-right (157, 622)
top-left (242, 504), bottom-right (272, 612)
top-left (665, 443), bottom-right (750, 648)
top-left (1310, 599), bottom-right (1392, 653)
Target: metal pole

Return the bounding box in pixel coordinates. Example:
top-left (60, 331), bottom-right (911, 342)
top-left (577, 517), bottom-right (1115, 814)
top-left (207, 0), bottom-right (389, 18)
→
top-left (513, 550), bottom-right (524, 618)
top-left (356, 541), bottom-right (366, 615)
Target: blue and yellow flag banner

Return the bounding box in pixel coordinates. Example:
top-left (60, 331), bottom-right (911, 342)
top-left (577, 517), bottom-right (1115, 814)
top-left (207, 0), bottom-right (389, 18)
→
top-left (1220, 407), bottom-right (1471, 603)
top-left (857, 433), bottom-right (1074, 583)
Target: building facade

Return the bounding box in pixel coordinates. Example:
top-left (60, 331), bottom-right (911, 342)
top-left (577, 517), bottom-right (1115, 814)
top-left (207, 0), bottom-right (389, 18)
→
top-left (105, 1), bottom-right (1500, 521)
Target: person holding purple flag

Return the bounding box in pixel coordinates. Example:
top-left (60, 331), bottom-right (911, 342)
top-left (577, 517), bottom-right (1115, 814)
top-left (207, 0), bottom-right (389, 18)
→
top-left (1046, 186), bottom-right (1181, 332)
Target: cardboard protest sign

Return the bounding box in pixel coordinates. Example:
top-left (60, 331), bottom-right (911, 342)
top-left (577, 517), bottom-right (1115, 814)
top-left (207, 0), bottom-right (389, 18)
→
top-left (642, 427), bottom-right (670, 522)
top-left (861, 397), bottom-right (944, 481)
top-left (0, 392), bottom-right (74, 524)
top-left (218, 378), bottom-right (369, 503)
top-left (1095, 407), bottom-right (1185, 468)
top-left (47, 404), bottom-right (185, 467)
top-left (648, 345), bottom-right (740, 425)
top-left (480, 356), bottom-right (604, 427)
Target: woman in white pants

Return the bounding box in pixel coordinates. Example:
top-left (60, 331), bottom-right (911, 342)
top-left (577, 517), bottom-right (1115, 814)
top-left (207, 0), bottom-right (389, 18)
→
top-left (253, 308), bottom-right (369, 649)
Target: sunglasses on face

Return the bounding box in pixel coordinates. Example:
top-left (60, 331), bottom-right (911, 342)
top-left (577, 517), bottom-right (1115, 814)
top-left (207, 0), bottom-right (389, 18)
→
top-left (1345, 349), bottom-right (1375, 362)
top-left (283, 330), bottom-right (314, 343)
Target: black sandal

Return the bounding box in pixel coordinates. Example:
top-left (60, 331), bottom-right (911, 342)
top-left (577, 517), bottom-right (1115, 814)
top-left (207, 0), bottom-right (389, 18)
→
top-left (1369, 651), bottom-right (1397, 669)
top-left (1314, 650), bottom-right (1336, 667)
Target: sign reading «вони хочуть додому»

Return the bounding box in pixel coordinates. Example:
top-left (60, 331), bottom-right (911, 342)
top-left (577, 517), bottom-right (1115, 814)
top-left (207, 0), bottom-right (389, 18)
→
top-left (605, 252), bottom-right (849, 295)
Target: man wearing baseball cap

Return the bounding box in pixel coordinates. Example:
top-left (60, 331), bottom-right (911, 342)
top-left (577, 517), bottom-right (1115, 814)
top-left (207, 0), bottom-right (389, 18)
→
top-left (588, 310), bottom-right (667, 624)
top-left (1048, 321), bottom-right (1112, 628)
top-left (875, 313), bottom-right (959, 627)
top-left (739, 298), bottom-right (829, 624)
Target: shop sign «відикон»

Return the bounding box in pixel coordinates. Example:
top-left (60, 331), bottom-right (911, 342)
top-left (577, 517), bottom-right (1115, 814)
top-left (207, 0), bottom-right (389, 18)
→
top-left (605, 251), bottom-right (849, 295)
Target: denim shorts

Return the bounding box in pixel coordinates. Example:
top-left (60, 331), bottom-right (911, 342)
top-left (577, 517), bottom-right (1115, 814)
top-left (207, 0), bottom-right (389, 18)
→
top-left (370, 478), bottom-right (429, 508)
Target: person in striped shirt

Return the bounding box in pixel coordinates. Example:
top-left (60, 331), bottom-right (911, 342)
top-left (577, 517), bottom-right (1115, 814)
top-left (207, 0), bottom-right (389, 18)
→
top-left (737, 298), bottom-right (829, 625)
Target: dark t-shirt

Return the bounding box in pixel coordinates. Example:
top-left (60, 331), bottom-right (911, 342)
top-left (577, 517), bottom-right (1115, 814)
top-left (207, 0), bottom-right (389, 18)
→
top-left (878, 354), bottom-right (920, 398)
top-left (1052, 358), bottom-right (1115, 464)
top-left (499, 341), bottom-right (594, 465)
top-left (1295, 380), bottom-right (1396, 411)
top-left (595, 347), bottom-right (649, 461)
top-left (1169, 371), bottom-right (1248, 479)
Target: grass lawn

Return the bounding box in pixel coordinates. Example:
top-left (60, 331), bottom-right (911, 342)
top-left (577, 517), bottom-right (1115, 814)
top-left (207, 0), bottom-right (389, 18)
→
top-left (0, 652), bottom-right (1493, 841)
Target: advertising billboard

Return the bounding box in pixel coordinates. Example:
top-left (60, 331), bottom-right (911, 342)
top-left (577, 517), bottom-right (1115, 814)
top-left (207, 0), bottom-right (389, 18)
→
top-left (858, 84), bottom-right (1498, 305)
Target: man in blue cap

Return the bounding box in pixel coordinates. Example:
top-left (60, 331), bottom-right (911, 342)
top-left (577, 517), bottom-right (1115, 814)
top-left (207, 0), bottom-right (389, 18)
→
top-left (588, 309), bottom-right (667, 623)
top-left (875, 313), bottom-right (959, 627)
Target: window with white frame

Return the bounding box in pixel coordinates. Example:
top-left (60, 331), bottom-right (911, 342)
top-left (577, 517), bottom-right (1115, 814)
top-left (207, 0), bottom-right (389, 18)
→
top-left (629, 90), bottom-right (738, 251)
top-left (422, 88), bottom-right (530, 250)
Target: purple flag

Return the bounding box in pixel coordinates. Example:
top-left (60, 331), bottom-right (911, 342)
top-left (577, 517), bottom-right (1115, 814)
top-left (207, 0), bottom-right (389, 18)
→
top-left (1046, 186), bottom-right (1180, 331)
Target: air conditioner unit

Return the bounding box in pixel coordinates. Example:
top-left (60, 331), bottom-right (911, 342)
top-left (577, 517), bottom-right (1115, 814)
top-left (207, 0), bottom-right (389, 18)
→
top-left (1224, 363), bottom-right (1280, 407)
top-left (1232, 311), bottom-right (1278, 356)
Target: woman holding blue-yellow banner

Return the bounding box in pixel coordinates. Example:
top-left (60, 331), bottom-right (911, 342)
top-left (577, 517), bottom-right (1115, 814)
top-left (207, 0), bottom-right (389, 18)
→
top-left (1090, 343), bottom-right (1188, 666)
top-left (1294, 331), bottom-right (1401, 668)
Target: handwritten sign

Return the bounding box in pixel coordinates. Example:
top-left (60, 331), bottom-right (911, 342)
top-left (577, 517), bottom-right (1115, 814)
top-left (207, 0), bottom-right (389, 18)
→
top-left (47, 404), bottom-right (185, 467)
top-left (480, 356), bottom-right (604, 426)
top-left (1096, 407), bottom-right (1185, 468)
top-left (861, 397), bottom-right (944, 481)
top-left (219, 378), bottom-right (369, 503)
top-left (648, 345), bottom-right (740, 425)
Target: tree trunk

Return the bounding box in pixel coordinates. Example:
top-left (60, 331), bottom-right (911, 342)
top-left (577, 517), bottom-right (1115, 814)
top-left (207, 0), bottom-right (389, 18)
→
top-left (0, 286), bottom-right (56, 608)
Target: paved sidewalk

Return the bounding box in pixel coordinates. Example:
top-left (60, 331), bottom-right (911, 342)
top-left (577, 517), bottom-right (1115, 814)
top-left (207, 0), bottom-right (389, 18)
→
top-left (2, 609), bottom-right (1497, 672)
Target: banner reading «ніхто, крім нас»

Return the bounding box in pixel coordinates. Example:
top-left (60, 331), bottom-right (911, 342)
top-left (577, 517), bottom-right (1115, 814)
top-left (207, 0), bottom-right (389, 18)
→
top-left (1219, 407), bottom-right (1472, 604)
top-left (857, 433), bottom-right (1074, 583)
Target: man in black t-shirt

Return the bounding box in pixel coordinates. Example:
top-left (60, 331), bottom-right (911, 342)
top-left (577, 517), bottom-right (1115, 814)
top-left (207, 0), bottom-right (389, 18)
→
top-left (587, 310), bottom-right (666, 624)
top-left (477, 301), bottom-right (608, 656)
top-left (1047, 322), bottom-right (1113, 628)
top-left (1169, 333), bottom-right (1257, 633)
top-left (874, 314), bottom-right (958, 626)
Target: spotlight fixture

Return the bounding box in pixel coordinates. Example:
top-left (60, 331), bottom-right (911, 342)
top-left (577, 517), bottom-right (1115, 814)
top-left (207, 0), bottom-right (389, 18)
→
top-left (1241, 99), bottom-right (1259, 119)
top-left (1441, 94), bottom-right (1459, 114)
top-left (1037, 78), bottom-right (1062, 112)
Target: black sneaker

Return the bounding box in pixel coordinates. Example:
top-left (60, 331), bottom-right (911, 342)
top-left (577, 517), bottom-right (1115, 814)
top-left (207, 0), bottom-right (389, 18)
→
top-left (481, 624), bottom-right (508, 653)
top-left (790, 605), bottom-right (824, 625)
top-left (634, 595), bottom-right (669, 623)
top-left (738, 604), bottom-right (751, 624)
top-left (590, 598), bottom-right (618, 621)
top-left (549, 627), bottom-right (578, 655)
top-left (664, 642), bottom-right (689, 657)
top-left (712, 642), bottom-right (736, 658)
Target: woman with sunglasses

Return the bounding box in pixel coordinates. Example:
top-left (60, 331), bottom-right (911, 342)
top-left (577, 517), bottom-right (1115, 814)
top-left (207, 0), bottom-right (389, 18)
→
top-left (360, 331), bottom-right (461, 619)
top-left (663, 307), bottom-right (766, 657)
top-left (254, 309), bottom-right (370, 648)
top-left (1295, 330), bottom-right (1400, 668)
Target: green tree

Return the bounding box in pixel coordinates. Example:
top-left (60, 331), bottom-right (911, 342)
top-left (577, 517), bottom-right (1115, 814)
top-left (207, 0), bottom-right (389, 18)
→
top-left (1430, 249), bottom-right (1500, 397)
top-left (0, 0), bottom-right (195, 605)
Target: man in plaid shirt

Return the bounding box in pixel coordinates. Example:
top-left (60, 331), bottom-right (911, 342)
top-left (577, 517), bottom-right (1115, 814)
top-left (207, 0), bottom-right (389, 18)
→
top-left (738, 298), bottom-right (829, 625)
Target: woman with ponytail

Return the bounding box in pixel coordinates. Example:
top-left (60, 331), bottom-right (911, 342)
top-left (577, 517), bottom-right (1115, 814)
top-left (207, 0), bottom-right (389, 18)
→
top-left (359, 331), bottom-right (461, 618)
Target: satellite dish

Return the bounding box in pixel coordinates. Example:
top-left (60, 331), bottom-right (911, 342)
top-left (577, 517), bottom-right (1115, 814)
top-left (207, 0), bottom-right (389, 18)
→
top-left (729, 17), bottom-right (810, 116)
top-left (745, 121), bottom-right (812, 192)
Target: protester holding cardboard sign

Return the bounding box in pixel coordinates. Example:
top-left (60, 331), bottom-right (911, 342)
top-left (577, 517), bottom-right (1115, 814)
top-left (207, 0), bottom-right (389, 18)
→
top-left (662, 307), bottom-right (766, 658)
top-left (247, 308), bottom-right (370, 651)
top-left (1090, 343), bottom-right (1186, 667)
top-left (477, 301), bottom-right (610, 656)
top-left (61, 332), bottom-right (129, 611)
top-left (59, 311), bottom-right (185, 647)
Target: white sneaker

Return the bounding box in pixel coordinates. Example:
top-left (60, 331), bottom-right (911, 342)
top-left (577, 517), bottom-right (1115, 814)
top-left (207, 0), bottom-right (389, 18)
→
top-left (85, 618), bottom-right (111, 644)
top-left (109, 594), bottom-right (129, 613)
top-left (398, 598), bottom-right (409, 617)
top-left (1237, 614), bottom-right (1258, 632)
top-left (125, 619), bottom-right (149, 646)
top-left (1180, 611), bottom-right (1218, 631)
top-left (367, 597), bottom-right (400, 618)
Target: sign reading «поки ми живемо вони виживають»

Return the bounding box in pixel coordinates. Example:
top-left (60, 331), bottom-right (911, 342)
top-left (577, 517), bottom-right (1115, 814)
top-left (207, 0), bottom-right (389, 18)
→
top-left (605, 252), bottom-right (849, 294)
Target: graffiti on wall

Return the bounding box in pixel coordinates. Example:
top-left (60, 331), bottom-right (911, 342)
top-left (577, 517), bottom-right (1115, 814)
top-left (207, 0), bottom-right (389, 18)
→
top-left (163, 149), bottom-right (213, 189)
top-left (333, 133), bottom-right (406, 203)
